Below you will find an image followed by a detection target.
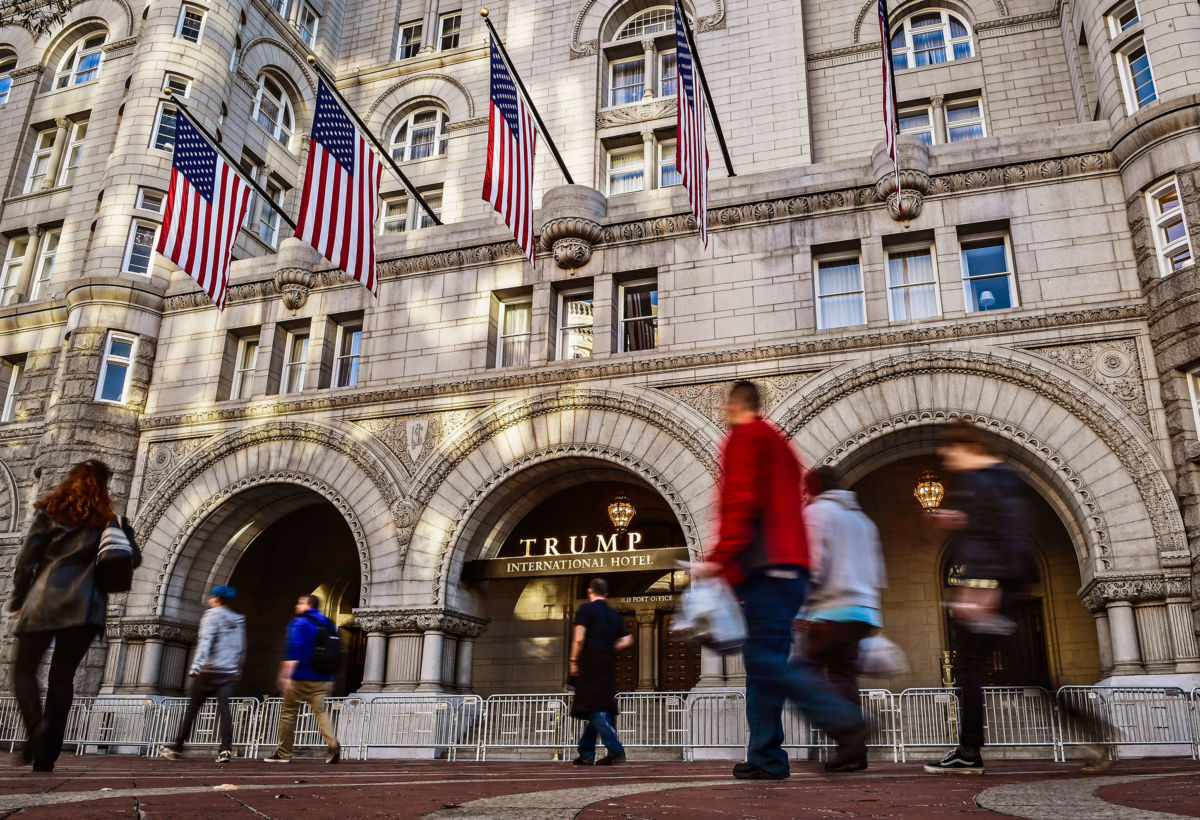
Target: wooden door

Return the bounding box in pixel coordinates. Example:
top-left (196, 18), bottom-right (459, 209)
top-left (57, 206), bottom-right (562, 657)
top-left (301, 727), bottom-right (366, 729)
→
top-left (613, 614), bottom-right (639, 692)
top-left (658, 613), bottom-right (700, 691)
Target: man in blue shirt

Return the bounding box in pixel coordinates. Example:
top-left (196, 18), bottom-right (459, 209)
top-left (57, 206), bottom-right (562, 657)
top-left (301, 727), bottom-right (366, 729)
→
top-left (263, 595), bottom-right (340, 763)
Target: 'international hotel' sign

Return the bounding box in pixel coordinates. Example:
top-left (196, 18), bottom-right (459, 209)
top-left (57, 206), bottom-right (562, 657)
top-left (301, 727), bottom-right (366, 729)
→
top-left (463, 531), bottom-right (690, 580)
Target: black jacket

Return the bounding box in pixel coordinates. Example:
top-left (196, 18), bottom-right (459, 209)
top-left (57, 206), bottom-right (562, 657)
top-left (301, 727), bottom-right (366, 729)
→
top-left (9, 511), bottom-right (141, 635)
top-left (945, 464), bottom-right (1035, 587)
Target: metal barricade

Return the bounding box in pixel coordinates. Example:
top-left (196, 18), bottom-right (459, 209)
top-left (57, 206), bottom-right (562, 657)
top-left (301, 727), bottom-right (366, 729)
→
top-left (357, 695), bottom-right (484, 760)
top-left (982, 687), bottom-right (1058, 760)
top-left (149, 697), bottom-right (261, 758)
top-left (898, 688), bottom-right (959, 761)
top-left (255, 696), bottom-right (358, 759)
top-left (72, 696), bottom-right (161, 756)
top-left (1193, 689), bottom-right (1200, 760)
top-left (1057, 686), bottom-right (1196, 760)
top-left (480, 694), bottom-right (574, 760)
top-left (683, 690), bottom-right (747, 761)
top-left (792, 690), bottom-right (901, 762)
top-left (0, 697), bottom-right (27, 751)
top-left (614, 692), bottom-right (689, 753)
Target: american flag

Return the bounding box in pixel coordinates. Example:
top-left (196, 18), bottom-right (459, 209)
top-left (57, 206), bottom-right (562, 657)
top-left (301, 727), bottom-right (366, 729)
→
top-left (483, 39), bottom-right (537, 264)
top-left (674, 6), bottom-right (709, 247)
top-left (296, 79), bottom-right (383, 293)
top-left (155, 110), bottom-right (252, 309)
top-left (879, 0), bottom-right (901, 194)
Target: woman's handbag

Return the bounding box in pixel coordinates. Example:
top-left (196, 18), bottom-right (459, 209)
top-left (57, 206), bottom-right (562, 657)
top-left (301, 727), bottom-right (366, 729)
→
top-left (671, 576), bottom-right (747, 653)
top-left (96, 519), bottom-right (136, 593)
top-left (856, 634), bottom-right (910, 676)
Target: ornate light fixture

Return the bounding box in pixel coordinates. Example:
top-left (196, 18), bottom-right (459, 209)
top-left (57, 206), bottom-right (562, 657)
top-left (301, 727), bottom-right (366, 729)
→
top-left (607, 494), bottom-right (636, 533)
top-left (914, 470), bottom-right (945, 513)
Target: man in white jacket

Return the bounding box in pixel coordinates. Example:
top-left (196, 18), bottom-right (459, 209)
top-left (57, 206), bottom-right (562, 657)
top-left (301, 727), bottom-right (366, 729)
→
top-left (800, 466), bottom-right (887, 769)
top-left (160, 586), bottom-right (247, 763)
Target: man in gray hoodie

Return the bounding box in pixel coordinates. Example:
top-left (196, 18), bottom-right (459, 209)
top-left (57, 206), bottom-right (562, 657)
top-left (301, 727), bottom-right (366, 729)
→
top-left (800, 466), bottom-right (887, 752)
top-left (160, 585), bottom-right (246, 763)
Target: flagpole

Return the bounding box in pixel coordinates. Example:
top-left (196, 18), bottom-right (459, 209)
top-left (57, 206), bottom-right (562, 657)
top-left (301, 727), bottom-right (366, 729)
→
top-left (479, 8), bottom-right (575, 185)
top-left (674, 0), bottom-right (735, 178)
top-left (304, 56), bottom-right (442, 227)
top-left (165, 92), bottom-right (298, 230)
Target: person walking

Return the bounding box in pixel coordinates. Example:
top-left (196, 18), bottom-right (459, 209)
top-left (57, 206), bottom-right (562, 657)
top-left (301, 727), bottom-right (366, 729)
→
top-left (800, 466), bottom-right (887, 714)
top-left (263, 595), bottom-right (341, 764)
top-left (693, 382), bottom-right (867, 780)
top-left (569, 578), bottom-right (634, 766)
top-left (160, 585), bottom-right (246, 763)
top-left (9, 460), bottom-right (141, 772)
top-left (923, 421), bottom-right (1034, 775)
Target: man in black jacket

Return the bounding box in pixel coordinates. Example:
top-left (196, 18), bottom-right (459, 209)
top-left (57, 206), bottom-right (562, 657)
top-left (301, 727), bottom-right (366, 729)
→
top-left (569, 578), bottom-right (634, 765)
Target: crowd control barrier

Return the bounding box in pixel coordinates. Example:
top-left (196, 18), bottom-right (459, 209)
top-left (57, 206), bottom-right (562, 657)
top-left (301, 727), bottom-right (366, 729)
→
top-left (0, 685), bottom-right (1192, 762)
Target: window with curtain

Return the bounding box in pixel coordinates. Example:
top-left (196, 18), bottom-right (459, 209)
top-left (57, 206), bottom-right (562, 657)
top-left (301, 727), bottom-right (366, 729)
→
top-left (380, 194), bottom-right (409, 234)
top-left (253, 74), bottom-right (294, 147)
top-left (609, 57), bottom-right (645, 106)
top-left (1148, 178), bottom-right (1193, 274)
top-left (607, 146), bottom-right (644, 194)
top-left (152, 74), bottom-right (191, 151)
top-left (816, 258), bottom-right (865, 329)
top-left (54, 32), bottom-right (107, 89)
top-left (398, 23), bottom-right (422, 59)
top-left (890, 10), bottom-right (973, 71)
top-left (416, 188), bottom-right (442, 229)
top-left (887, 248), bottom-right (939, 321)
top-left (960, 235), bottom-right (1016, 312)
top-left (498, 300), bottom-right (532, 367)
top-left (391, 108), bottom-right (449, 161)
top-left (659, 51), bottom-right (677, 96)
top-left (30, 230), bottom-right (59, 301)
top-left (24, 130), bottom-right (55, 193)
top-left (899, 106), bottom-right (934, 144)
top-left (122, 220), bottom-right (158, 275)
top-left (282, 331), bottom-right (309, 393)
top-left (946, 99), bottom-right (985, 142)
top-left (231, 337), bottom-right (258, 400)
top-left (620, 280), bottom-right (658, 352)
top-left (658, 141), bottom-right (681, 187)
top-left (333, 322), bottom-right (363, 387)
top-left (57, 120), bottom-right (88, 186)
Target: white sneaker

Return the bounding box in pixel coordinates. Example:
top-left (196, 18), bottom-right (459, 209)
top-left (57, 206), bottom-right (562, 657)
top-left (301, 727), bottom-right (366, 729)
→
top-left (159, 748), bottom-right (180, 761)
top-left (262, 754), bottom-right (290, 763)
top-left (216, 750), bottom-right (232, 763)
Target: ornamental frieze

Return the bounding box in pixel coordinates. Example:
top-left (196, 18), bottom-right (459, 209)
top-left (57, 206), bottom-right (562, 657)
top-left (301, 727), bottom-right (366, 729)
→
top-left (353, 409), bottom-right (478, 476)
top-left (657, 372), bottom-right (819, 427)
top-left (140, 437), bottom-right (213, 501)
top-left (351, 608), bottom-right (488, 638)
top-left (1079, 573), bottom-right (1192, 612)
top-left (108, 619), bottom-right (198, 644)
top-left (1024, 338), bottom-right (1151, 430)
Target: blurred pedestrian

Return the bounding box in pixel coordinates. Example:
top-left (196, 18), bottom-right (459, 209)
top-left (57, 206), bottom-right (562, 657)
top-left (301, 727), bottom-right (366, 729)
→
top-left (694, 382), bottom-right (867, 779)
top-left (570, 578), bottom-right (634, 765)
top-left (263, 595), bottom-right (341, 763)
top-left (800, 466), bottom-right (886, 713)
top-left (160, 585), bottom-right (246, 763)
top-left (924, 421), bottom-right (1035, 775)
top-left (9, 460), bottom-right (141, 772)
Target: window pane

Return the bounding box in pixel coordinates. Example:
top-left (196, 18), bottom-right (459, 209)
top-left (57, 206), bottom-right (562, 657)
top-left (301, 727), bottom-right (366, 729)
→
top-left (0, 76), bottom-right (11, 104)
top-left (623, 284), bottom-right (658, 319)
top-left (817, 260), bottom-right (861, 295)
top-left (1166, 245), bottom-right (1193, 271)
top-left (948, 122), bottom-right (985, 142)
top-left (659, 52), bottom-right (677, 96)
top-left (962, 239), bottom-right (1008, 277)
top-left (965, 275), bottom-right (1013, 311)
top-left (888, 249), bottom-right (934, 286)
top-left (562, 295), bottom-right (593, 327)
top-left (611, 60), bottom-right (645, 106)
top-left (952, 41), bottom-right (972, 60)
top-left (1128, 46), bottom-right (1156, 106)
top-left (502, 303), bottom-right (531, 336)
top-left (947, 102), bottom-right (981, 123)
top-left (890, 283), bottom-right (938, 321)
top-left (1155, 187), bottom-right (1181, 215)
top-left (913, 30), bottom-right (946, 65)
top-left (154, 104), bottom-right (178, 150)
top-left (501, 336), bottom-right (530, 366)
top-left (623, 317), bottom-right (658, 352)
top-left (98, 362), bottom-right (128, 402)
top-left (898, 111), bottom-right (931, 131)
top-left (819, 293), bottom-right (864, 328)
top-left (1162, 215), bottom-right (1187, 244)
top-left (949, 18), bottom-right (968, 38)
top-left (76, 50), bottom-right (102, 83)
top-left (126, 223), bottom-right (156, 273)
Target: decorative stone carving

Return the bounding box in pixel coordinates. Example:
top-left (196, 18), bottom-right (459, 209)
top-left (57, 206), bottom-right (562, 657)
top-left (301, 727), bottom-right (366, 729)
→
top-left (109, 619), bottom-right (198, 644)
top-left (364, 74), bottom-right (476, 120)
top-left (351, 608), bottom-right (488, 638)
top-left (140, 437), bottom-right (212, 500)
top-left (596, 98), bottom-right (676, 128)
top-left (658, 372), bottom-right (818, 427)
top-left (538, 186), bottom-right (608, 270)
top-left (354, 410), bottom-right (477, 476)
top-left (570, 1), bottom-right (727, 58)
top-left (1079, 573), bottom-right (1192, 612)
top-left (1025, 338), bottom-right (1151, 430)
top-left (873, 137), bottom-right (931, 221)
top-left (275, 268), bottom-right (315, 310)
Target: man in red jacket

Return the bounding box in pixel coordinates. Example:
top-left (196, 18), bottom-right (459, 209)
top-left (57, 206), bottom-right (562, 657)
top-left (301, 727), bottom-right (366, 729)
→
top-left (694, 381), bottom-right (867, 779)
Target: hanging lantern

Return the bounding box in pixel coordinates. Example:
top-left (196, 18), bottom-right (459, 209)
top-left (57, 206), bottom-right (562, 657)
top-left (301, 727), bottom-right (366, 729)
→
top-left (607, 494), bottom-right (636, 533)
top-left (914, 470), bottom-right (945, 513)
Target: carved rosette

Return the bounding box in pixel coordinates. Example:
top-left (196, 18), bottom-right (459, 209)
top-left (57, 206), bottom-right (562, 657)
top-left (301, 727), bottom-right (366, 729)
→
top-left (275, 268), bottom-right (315, 310)
top-left (540, 217), bottom-right (604, 269)
top-left (352, 608), bottom-right (489, 638)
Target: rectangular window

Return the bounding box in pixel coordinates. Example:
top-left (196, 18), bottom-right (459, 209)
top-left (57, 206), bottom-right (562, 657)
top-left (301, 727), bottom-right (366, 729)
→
top-left (887, 247), bottom-right (940, 321)
top-left (175, 4), bottom-right (206, 42)
top-left (659, 51), bottom-right (677, 97)
top-left (299, 4), bottom-right (320, 48)
top-left (558, 290), bottom-right (594, 360)
top-left (497, 299), bottom-right (531, 367)
top-left (0, 357), bottom-right (21, 422)
top-left (24, 130), bottom-right (55, 193)
top-left (258, 180), bottom-right (283, 248)
top-left (333, 321), bottom-right (363, 387)
top-left (658, 140), bottom-right (681, 187)
top-left (122, 220), bottom-right (158, 275)
top-left (269, 0), bottom-right (290, 15)
top-left (1107, 0), bottom-right (1140, 37)
top-left (96, 332), bottom-right (136, 404)
top-left (1148, 178), bottom-right (1194, 275)
top-left (609, 58), bottom-right (645, 106)
top-left (1119, 38), bottom-right (1156, 112)
top-left (416, 188), bottom-right (442, 229)
top-left (136, 187), bottom-right (165, 213)
top-left (282, 330), bottom-right (309, 393)
top-left (619, 279), bottom-right (658, 352)
top-left (1, 235), bottom-right (29, 304)
top-left (960, 234), bottom-right (1017, 312)
top-left (152, 75), bottom-right (191, 151)
top-left (438, 13), bottom-right (461, 51)
top-left (899, 106), bottom-right (934, 144)
top-left (398, 23), bottom-right (422, 59)
top-left (29, 230), bottom-right (59, 301)
top-left (946, 98), bottom-right (985, 142)
top-left (380, 194), bottom-right (408, 234)
top-left (231, 336), bottom-right (258, 400)
top-left (57, 120), bottom-right (88, 187)
top-left (815, 257), bottom-right (865, 330)
top-left (0, 65), bottom-right (12, 105)
top-left (607, 146), bottom-right (644, 195)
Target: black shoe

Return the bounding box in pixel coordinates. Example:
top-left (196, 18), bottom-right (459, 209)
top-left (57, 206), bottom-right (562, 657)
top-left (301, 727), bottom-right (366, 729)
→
top-left (326, 746), bottom-right (341, 765)
top-left (824, 754), bottom-right (868, 772)
top-left (31, 764), bottom-right (53, 773)
top-left (595, 754), bottom-right (626, 766)
top-left (923, 748), bottom-right (984, 775)
top-left (732, 764), bottom-right (788, 780)
top-left (572, 757), bottom-right (594, 765)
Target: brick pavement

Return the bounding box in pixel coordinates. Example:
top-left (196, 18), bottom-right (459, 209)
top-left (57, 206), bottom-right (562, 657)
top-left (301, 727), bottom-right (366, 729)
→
top-left (0, 757), bottom-right (1195, 819)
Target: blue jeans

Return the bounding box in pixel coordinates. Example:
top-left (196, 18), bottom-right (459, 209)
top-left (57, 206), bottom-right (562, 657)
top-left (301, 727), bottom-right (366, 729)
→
top-left (739, 573), bottom-right (865, 777)
top-left (576, 711), bottom-right (625, 762)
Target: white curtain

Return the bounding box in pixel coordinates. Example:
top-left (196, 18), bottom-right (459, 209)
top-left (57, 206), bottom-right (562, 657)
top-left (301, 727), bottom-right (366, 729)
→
top-left (888, 250), bottom-right (937, 320)
top-left (818, 262), bottom-right (864, 328)
top-left (501, 303), bottom-right (530, 366)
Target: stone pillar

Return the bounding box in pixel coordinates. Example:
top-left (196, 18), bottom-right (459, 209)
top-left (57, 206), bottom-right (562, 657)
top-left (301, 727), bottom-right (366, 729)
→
top-left (99, 638), bottom-right (127, 695)
top-left (455, 637), bottom-right (475, 692)
top-left (1133, 602), bottom-right (1174, 673)
top-left (930, 95), bottom-right (946, 144)
top-left (1166, 597), bottom-right (1200, 672)
top-left (697, 646), bottom-right (725, 688)
top-left (1107, 601), bottom-right (1144, 675)
top-left (359, 632), bottom-right (387, 693)
top-left (724, 651), bottom-right (746, 687)
top-left (641, 36), bottom-right (656, 99)
top-left (137, 638), bottom-right (164, 693)
top-left (636, 611), bottom-right (656, 691)
top-left (41, 117), bottom-right (70, 191)
top-left (641, 126), bottom-right (657, 190)
top-left (11, 226), bottom-right (41, 304)
top-left (416, 629), bottom-right (446, 692)
top-left (421, 0), bottom-right (441, 52)
top-left (384, 633), bottom-right (423, 692)
top-left (1093, 611), bottom-right (1113, 677)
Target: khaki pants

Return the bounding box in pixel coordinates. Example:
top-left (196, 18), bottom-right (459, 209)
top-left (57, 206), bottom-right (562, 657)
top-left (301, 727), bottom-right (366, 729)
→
top-left (275, 680), bottom-right (337, 758)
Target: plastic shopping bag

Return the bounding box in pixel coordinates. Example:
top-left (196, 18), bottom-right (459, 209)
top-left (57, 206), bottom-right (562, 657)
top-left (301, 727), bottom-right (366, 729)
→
top-left (671, 576), bottom-right (747, 653)
top-left (856, 635), bottom-right (910, 676)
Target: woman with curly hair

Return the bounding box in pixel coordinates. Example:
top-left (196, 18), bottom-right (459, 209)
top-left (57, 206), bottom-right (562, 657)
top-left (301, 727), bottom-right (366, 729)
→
top-left (9, 460), bottom-right (140, 772)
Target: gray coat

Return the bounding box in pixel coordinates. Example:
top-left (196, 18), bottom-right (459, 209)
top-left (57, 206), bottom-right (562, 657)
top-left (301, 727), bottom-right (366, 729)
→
top-left (803, 490), bottom-right (887, 615)
top-left (10, 511), bottom-right (141, 635)
top-left (190, 605), bottom-right (246, 676)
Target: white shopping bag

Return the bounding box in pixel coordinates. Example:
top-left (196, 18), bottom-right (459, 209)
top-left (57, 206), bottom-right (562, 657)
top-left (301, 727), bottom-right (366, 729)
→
top-left (671, 576), bottom-right (747, 653)
top-left (856, 635), bottom-right (910, 676)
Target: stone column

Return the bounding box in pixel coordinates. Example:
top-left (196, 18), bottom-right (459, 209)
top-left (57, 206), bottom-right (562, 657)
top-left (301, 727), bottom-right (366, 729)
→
top-left (1133, 602), bottom-right (1174, 674)
top-left (359, 631), bottom-right (387, 693)
top-left (1093, 611), bottom-right (1113, 677)
top-left (724, 651), bottom-right (746, 687)
top-left (641, 37), bottom-right (657, 100)
top-left (41, 117), bottom-right (71, 190)
top-left (11, 226), bottom-right (41, 304)
top-left (697, 646), bottom-right (725, 688)
top-left (416, 629), bottom-right (446, 692)
top-left (1166, 597), bottom-right (1200, 672)
top-left (642, 127), bottom-right (657, 190)
top-left (137, 638), bottom-right (164, 693)
top-left (384, 633), bottom-right (423, 691)
top-left (1107, 601), bottom-right (1144, 675)
top-left (636, 611), bottom-right (656, 691)
top-left (930, 95), bottom-right (946, 144)
top-left (99, 638), bottom-right (127, 695)
top-left (421, 0), bottom-right (441, 52)
top-left (455, 637), bottom-right (475, 692)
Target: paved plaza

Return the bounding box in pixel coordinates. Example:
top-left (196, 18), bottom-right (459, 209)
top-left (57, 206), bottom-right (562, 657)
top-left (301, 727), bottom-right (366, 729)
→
top-left (0, 757), bottom-right (1196, 819)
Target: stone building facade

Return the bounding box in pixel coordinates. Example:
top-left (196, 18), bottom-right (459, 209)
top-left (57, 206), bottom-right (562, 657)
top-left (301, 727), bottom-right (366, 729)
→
top-left (0, 0), bottom-right (1198, 697)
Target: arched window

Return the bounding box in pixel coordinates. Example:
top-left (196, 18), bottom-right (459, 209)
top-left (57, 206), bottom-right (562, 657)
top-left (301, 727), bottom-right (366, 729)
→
top-left (253, 73), bottom-right (295, 147)
top-left (890, 10), bottom-right (973, 71)
top-left (615, 6), bottom-right (674, 40)
top-left (0, 51), bottom-right (16, 105)
top-left (54, 31), bottom-right (107, 89)
top-left (389, 108), bottom-right (449, 161)
top-left (602, 5), bottom-right (677, 108)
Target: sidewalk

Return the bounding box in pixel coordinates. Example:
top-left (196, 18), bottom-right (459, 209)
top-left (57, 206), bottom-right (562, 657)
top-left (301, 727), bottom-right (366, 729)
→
top-left (0, 756), bottom-right (1196, 819)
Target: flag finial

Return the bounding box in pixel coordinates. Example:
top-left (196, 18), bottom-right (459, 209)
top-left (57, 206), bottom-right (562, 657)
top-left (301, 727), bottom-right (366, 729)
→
top-left (307, 54), bottom-right (316, 65)
top-left (480, 7), bottom-right (489, 17)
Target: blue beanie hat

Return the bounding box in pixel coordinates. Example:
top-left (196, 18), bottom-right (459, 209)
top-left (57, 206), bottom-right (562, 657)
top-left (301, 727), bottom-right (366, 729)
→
top-left (209, 585), bottom-right (236, 600)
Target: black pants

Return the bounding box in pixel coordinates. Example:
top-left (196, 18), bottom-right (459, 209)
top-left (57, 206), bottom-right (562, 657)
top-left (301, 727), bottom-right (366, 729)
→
top-left (804, 621), bottom-right (872, 705)
top-left (952, 621), bottom-right (997, 753)
top-left (173, 672), bottom-right (237, 752)
top-left (13, 626), bottom-right (99, 769)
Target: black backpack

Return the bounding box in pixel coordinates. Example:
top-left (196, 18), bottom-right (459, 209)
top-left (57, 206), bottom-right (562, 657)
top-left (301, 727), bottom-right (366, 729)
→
top-left (304, 612), bottom-right (344, 675)
top-left (95, 519), bottom-right (136, 594)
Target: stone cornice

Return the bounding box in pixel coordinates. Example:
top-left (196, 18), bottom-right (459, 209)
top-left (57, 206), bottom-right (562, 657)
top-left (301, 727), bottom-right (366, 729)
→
top-left (1079, 572), bottom-right (1193, 612)
top-left (351, 607), bottom-right (489, 637)
top-left (101, 37), bottom-right (138, 57)
top-left (107, 618), bottom-right (198, 643)
top-left (140, 303), bottom-right (1147, 431)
